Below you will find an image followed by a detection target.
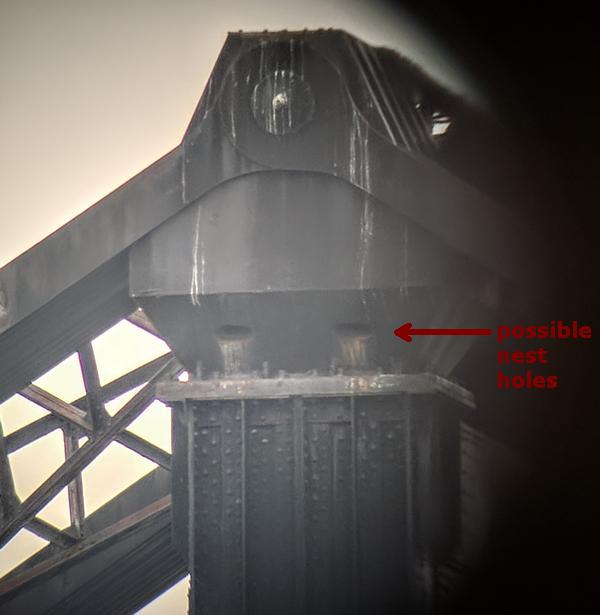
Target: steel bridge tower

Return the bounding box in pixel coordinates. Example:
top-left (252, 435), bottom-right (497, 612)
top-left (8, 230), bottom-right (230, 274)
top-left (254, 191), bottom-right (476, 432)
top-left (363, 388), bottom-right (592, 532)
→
top-left (0, 30), bottom-right (536, 614)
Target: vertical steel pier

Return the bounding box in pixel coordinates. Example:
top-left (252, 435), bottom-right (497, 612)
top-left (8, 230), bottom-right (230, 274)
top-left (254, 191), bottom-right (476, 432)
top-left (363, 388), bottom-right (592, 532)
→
top-left (159, 375), bottom-right (470, 614)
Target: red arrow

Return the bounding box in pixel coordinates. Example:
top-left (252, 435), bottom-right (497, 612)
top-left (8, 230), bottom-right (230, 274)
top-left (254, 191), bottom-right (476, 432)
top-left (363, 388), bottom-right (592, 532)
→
top-left (394, 322), bottom-right (492, 343)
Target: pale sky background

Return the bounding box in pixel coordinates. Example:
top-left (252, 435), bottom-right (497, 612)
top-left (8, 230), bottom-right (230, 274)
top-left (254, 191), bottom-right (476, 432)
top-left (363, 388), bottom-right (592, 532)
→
top-left (0, 0), bottom-right (476, 611)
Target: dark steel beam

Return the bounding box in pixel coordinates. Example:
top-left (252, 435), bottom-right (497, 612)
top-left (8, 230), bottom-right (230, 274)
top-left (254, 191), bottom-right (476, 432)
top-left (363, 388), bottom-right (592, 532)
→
top-left (5, 416), bottom-right (62, 454)
top-left (19, 386), bottom-right (92, 432)
top-left (4, 414), bottom-right (172, 471)
top-left (0, 253), bottom-right (133, 406)
top-left (17, 385), bottom-right (171, 469)
top-left (0, 359), bottom-right (176, 548)
top-left (0, 148), bottom-right (183, 337)
top-left (115, 431), bottom-right (171, 471)
top-left (4, 467), bottom-right (172, 581)
top-left (0, 421), bottom-right (18, 522)
top-left (25, 518), bottom-right (76, 549)
top-left (2, 419), bottom-right (76, 549)
top-left (0, 495), bottom-right (172, 598)
top-left (62, 426), bottom-right (85, 538)
top-left (6, 353), bottom-right (173, 463)
top-left (158, 372), bottom-right (475, 408)
top-left (71, 352), bottom-right (173, 409)
top-left (0, 145), bottom-right (184, 405)
top-left (126, 309), bottom-right (163, 340)
top-left (77, 343), bottom-right (105, 430)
